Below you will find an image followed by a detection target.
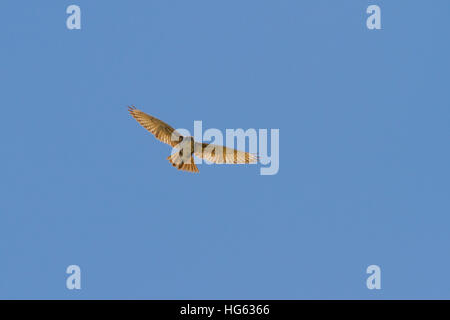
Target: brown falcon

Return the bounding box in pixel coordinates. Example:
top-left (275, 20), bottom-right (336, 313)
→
top-left (128, 106), bottom-right (258, 173)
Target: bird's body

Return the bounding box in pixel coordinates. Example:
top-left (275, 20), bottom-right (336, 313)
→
top-left (128, 106), bottom-right (258, 173)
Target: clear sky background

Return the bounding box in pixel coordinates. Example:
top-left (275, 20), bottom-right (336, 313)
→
top-left (1, 0), bottom-right (449, 299)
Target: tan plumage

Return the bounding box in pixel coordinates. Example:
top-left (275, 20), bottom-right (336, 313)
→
top-left (128, 106), bottom-right (183, 148)
top-left (128, 106), bottom-right (258, 173)
top-left (194, 143), bottom-right (258, 164)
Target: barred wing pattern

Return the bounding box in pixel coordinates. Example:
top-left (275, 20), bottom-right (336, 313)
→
top-left (194, 142), bottom-right (258, 164)
top-left (128, 106), bottom-right (183, 147)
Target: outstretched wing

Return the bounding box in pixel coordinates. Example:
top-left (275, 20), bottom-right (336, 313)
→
top-left (128, 106), bottom-right (183, 147)
top-left (194, 142), bottom-right (258, 164)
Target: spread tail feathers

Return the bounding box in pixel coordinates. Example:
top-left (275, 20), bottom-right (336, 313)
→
top-left (167, 152), bottom-right (199, 173)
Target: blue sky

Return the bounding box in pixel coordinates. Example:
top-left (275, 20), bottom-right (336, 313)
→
top-left (0, 0), bottom-right (449, 299)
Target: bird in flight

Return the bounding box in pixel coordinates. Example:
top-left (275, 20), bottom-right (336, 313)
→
top-left (128, 106), bottom-right (258, 173)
